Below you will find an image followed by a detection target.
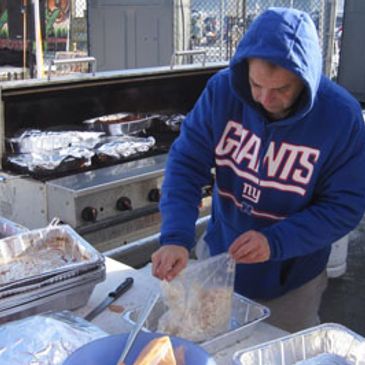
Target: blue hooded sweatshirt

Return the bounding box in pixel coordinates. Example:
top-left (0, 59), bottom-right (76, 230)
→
top-left (159, 8), bottom-right (365, 300)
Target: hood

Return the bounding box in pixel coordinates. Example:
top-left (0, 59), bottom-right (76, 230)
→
top-left (229, 7), bottom-right (322, 120)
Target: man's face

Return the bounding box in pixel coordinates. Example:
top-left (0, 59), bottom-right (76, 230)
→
top-left (248, 58), bottom-right (304, 120)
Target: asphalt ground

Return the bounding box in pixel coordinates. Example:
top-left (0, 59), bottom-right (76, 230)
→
top-left (319, 215), bottom-right (365, 336)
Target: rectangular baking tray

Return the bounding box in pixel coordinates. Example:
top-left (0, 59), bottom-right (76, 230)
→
top-left (232, 323), bottom-right (365, 365)
top-left (123, 292), bottom-right (270, 354)
top-left (0, 224), bottom-right (104, 291)
top-left (0, 263), bottom-right (105, 308)
top-left (0, 274), bottom-right (105, 324)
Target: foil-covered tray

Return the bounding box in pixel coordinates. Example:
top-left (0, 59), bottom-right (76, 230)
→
top-left (232, 323), bottom-right (365, 365)
top-left (83, 112), bottom-right (157, 135)
top-left (95, 135), bottom-right (156, 161)
top-left (0, 224), bottom-right (104, 291)
top-left (7, 129), bottom-right (105, 154)
top-left (0, 311), bottom-right (107, 364)
top-left (123, 292), bottom-right (270, 354)
top-left (0, 216), bottom-right (28, 239)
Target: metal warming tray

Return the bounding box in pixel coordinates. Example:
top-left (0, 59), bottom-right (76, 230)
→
top-left (123, 292), bottom-right (270, 354)
top-left (0, 224), bottom-right (105, 291)
top-left (83, 113), bottom-right (156, 135)
top-left (0, 216), bottom-right (28, 239)
top-left (233, 323), bottom-right (365, 365)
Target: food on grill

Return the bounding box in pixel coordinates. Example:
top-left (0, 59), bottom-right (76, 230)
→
top-left (157, 283), bottom-right (232, 342)
top-left (131, 336), bottom-right (177, 365)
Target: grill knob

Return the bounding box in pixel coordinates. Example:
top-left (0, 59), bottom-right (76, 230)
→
top-left (116, 197), bottom-right (132, 211)
top-left (81, 207), bottom-right (98, 222)
top-left (148, 188), bottom-right (161, 202)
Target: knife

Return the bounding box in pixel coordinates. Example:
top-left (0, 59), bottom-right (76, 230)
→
top-left (84, 277), bottom-right (134, 321)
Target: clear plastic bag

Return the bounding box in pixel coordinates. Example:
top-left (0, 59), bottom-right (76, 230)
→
top-left (157, 253), bottom-right (236, 342)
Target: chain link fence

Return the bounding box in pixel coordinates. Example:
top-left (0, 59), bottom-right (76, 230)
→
top-left (1, 0), bottom-right (341, 78)
top-left (189, 0), bottom-right (338, 77)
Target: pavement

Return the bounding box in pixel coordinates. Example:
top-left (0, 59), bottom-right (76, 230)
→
top-left (319, 215), bottom-right (365, 336)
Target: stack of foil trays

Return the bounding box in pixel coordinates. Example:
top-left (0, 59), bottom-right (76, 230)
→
top-left (0, 224), bottom-right (105, 324)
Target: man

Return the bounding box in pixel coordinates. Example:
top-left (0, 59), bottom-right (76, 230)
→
top-left (152, 7), bottom-right (365, 332)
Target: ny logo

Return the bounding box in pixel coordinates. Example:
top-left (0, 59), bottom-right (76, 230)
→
top-left (242, 182), bottom-right (261, 203)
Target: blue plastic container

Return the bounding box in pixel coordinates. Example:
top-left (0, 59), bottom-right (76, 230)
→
top-left (63, 331), bottom-right (216, 365)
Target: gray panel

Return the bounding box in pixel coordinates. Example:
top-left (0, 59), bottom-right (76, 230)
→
top-left (337, 0), bottom-right (365, 102)
top-left (88, 0), bottom-right (173, 71)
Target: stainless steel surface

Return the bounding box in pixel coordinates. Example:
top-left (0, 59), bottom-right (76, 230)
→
top-left (104, 214), bottom-right (210, 267)
top-left (232, 323), bottom-right (365, 365)
top-left (118, 291), bottom-right (160, 364)
top-left (46, 155), bottom-right (165, 228)
top-left (123, 292), bottom-right (270, 354)
top-left (48, 56), bottom-right (97, 81)
top-left (84, 277), bottom-right (134, 321)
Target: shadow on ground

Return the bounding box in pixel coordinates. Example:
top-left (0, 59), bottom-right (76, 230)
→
top-left (319, 217), bottom-right (365, 336)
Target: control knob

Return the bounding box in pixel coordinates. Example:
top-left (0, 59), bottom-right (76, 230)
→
top-left (148, 188), bottom-right (161, 202)
top-left (116, 197), bottom-right (132, 211)
top-left (81, 207), bottom-right (98, 222)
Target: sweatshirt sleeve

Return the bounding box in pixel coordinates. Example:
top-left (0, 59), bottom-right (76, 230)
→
top-left (262, 109), bottom-right (365, 260)
top-left (159, 79), bottom-right (217, 249)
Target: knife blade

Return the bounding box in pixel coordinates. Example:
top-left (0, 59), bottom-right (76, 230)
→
top-left (84, 277), bottom-right (134, 321)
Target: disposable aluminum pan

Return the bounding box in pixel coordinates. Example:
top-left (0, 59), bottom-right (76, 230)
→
top-left (0, 263), bottom-right (105, 306)
top-left (0, 225), bottom-right (104, 291)
top-left (232, 323), bottom-right (365, 365)
top-left (0, 276), bottom-right (104, 324)
top-left (0, 216), bottom-right (28, 239)
top-left (83, 113), bottom-right (156, 136)
top-left (123, 292), bottom-right (270, 354)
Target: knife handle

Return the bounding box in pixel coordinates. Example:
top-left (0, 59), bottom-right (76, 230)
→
top-left (109, 277), bottom-right (134, 299)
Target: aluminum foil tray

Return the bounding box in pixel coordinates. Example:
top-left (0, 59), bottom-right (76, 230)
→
top-left (0, 263), bottom-right (105, 308)
top-left (0, 311), bottom-right (107, 364)
top-left (0, 216), bottom-right (28, 239)
top-left (0, 224), bottom-right (104, 291)
top-left (232, 323), bottom-right (365, 365)
top-left (0, 272), bottom-right (104, 324)
top-left (123, 292), bottom-right (270, 354)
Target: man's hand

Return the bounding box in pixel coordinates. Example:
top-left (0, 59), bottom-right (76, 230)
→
top-left (151, 245), bottom-right (189, 281)
top-left (228, 230), bottom-right (271, 263)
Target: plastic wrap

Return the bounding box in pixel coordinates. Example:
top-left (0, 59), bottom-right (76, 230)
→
top-left (157, 253), bottom-right (236, 342)
top-left (0, 311), bottom-right (107, 365)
